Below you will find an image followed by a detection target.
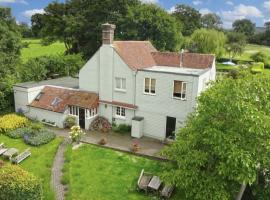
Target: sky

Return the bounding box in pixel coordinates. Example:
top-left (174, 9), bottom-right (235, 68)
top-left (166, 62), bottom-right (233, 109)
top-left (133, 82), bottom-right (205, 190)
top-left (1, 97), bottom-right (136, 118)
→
top-left (0, 0), bottom-right (270, 28)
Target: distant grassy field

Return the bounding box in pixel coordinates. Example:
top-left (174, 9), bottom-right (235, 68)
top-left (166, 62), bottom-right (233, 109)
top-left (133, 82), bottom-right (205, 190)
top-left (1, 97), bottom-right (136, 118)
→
top-left (21, 39), bottom-right (66, 62)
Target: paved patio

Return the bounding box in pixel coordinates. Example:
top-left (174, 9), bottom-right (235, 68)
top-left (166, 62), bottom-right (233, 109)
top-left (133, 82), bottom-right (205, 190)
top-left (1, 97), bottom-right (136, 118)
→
top-left (51, 128), bottom-right (167, 160)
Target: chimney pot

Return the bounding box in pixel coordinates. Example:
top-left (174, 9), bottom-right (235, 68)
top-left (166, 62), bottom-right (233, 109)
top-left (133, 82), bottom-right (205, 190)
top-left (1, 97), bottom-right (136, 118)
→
top-left (102, 23), bottom-right (116, 45)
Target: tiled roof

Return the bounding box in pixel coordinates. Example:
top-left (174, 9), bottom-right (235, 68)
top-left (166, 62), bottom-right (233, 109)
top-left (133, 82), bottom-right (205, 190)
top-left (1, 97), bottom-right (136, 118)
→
top-left (113, 41), bottom-right (157, 70)
top-left (99, 100), bottom-right (137, 109)
top-left (29, 86), bottom-right (99, 113)
top-left (113, 41), bottom-right (215, 70)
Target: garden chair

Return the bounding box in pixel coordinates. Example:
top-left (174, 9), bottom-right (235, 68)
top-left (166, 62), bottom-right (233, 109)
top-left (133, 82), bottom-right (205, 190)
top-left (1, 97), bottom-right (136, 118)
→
top-left (11, 148), bottom-right (31, 164)
top-left (160, 184), bottom-right (174, 199)
top-left (137, 169), bottom-right (153, 192)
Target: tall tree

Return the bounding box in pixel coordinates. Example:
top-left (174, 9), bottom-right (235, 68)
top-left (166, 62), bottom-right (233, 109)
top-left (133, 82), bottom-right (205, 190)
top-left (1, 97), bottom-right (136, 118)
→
top-left (225, 31), bottom-right (246, 60)
top-left (233, 19), bottom-right (255, 37)
top-left (201, 13), bottom-right (222, 29)
top-left (163, 72), bottom-right (270, 200)
top-left (119, 3), bottom-right (182, 52)
top-left (172, 4), bottom-right (201, 36)
top-left (185, 28), bottom-right (226, 57)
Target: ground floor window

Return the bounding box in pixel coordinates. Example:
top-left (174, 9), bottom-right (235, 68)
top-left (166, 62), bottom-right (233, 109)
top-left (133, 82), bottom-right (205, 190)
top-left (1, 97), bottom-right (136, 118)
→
top-left (85, 108), bottom-right (98, 118)
top-left (116, 106), bottom-right (125, 118)
top-left (69, 106), bottom-right (79, 116)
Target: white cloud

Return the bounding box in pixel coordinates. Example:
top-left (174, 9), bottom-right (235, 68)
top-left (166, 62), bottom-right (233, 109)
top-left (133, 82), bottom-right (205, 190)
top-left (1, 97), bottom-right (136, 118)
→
top-left (221, 4), bottom-right (263, 28)
top-left (226, 1), bottom-right (234, 6)
top-left (193, 0), bottom-right (202, 6)
top-left (140, 0), bottom-right (158, 3)
top-left (0, 0), bottom-right (27, 4)
top-left (263, 1), bottom-right (270, 12)
top-left (200, 8), bottom-right (211, 15)
top-left (167, 6), bottom-right (176, 14)
top-left (23, 9), bottom-right (45, 18)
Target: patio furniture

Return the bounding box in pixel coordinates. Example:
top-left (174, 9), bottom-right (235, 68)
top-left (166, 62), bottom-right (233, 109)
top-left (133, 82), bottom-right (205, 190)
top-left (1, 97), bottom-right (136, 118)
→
top-left (160, 185), bottom-right (174, 199)
top-left (0, 143), bottom-right (8, 155)
top-left (11, 148), bottom-right (31, 164)
top-left (148, 176), bottom-right (162, 192)
top-left (137, 169), bottom-right (153, 192)
top-left (2, 148), bottom-right (19, 160)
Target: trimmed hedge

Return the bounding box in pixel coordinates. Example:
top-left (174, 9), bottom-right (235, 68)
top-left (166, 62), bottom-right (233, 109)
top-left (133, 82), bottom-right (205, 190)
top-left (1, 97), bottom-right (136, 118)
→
top-left (0, 114), bottom-right (29, 133)
top-left (64, 116), bottom-right (76, 128)
top-left (112, 123), bottom-right (131, 134)
top-left (23, 129), bottom-right (56, 146)
top-left (0, 164), bottom-right (43, 200)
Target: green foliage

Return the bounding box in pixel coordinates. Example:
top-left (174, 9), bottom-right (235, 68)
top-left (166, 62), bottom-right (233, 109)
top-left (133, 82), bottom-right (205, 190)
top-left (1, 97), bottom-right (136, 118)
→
top-left (233, 19), bottom-right (255, 37)
top-left (6, 127), bottom-right (28, 139)
top-left (186, 28), bottom-right (226, 57)
top-left (18, 54), bottom-right (84, 82)
top-left (251, 62), bottom-right (264, 73)
top-left (61, 144), bottom-right (72, 186)
top-left (0, 164), bottom-right (43, 200)
top-left (23, 127), bottom-right (56, 146)
top-left (112, 123), bottom-right (131, 133)
top-left (163, 72), bottom-right (270, 200)
top-left (172, 4), bottom-right (201, 36)
top-left (65, 115), bottom-right (77, 128)
top-left (250, 51), bottom-right (269, 63)
top-left (0, 114), bottom-right (29, 133)
top-left (18, 22), bottom-right (33, 38)
top-left (119, 3), bottom-right (182, 52)
top-left (201, 13), bottom-right (222, 29)
top-left (225, 31), bottom-right (246, 59)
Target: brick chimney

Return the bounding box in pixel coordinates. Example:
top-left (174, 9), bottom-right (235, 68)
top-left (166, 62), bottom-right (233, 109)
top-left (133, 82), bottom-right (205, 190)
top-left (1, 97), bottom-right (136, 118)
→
top-left (101, 23), bottom-right (116, 45)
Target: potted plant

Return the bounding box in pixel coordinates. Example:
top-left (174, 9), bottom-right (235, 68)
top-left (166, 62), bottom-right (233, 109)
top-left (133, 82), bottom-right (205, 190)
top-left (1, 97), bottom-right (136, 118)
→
top-left (99, 138), bottom-right (107, 145)
top-left (69, 126), bottom-right (85, 144)
top-left (131, 140), bottom-right (140, 152)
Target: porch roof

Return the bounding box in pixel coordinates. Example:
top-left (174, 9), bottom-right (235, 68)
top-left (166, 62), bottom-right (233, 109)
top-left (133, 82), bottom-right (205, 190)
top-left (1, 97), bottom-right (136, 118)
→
top-left (29, 86), bottom-right (99, 113)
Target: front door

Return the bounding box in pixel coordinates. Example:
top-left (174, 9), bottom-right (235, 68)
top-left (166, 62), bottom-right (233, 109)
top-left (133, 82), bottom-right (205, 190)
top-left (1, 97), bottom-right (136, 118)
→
top-left (166, 117), bottom-right (176, 139)
top-left (79, 108), bottom-right (85, 129)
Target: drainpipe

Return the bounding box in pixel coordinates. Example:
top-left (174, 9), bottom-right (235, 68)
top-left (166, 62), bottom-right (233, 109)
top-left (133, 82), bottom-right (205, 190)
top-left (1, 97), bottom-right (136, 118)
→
top-left (133, 70), bottom-right (138, 117)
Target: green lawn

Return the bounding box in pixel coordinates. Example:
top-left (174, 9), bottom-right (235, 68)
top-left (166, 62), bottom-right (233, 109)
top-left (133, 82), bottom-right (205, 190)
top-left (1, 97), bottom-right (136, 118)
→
top-left (0, 134), bottom-right (63, 200)
top-left (21, 39), bottom-right (66, 62)
top-left (64, 145), bottom-right (184, 200)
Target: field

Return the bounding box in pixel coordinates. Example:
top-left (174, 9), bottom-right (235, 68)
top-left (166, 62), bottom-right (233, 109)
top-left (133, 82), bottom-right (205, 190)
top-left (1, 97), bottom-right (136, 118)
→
top-left (21, 39), bottom-right (66, 62)
top-left (64, 145), bottom-right (184, 200)
top-left (0, 134), bottom-right (63, 199)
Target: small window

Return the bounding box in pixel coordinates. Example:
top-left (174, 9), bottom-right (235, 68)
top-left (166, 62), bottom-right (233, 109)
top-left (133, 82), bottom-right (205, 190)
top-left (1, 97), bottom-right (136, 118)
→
top-left (35, 92), bottom-right (43, 101)
top-left (69, 106), bottom-right (79, 116)
top-left (51, 97), bottom-right (62, 106)
top-left (115, 78), bottom-right (126, 91)
top-left (116, 106), bottom-right (125, 118)
top-left (173, 81), bottom-right (187, 100)
top-left (144, 78), bottom-right (156, 94)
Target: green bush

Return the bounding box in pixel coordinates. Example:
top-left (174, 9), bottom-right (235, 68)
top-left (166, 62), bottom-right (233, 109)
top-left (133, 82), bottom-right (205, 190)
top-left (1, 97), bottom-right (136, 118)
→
top-left (251, 62), bottom-right (264, 73)
top-left (23, 129), bottom-right (56, 146)
top-left (6, 127), bottom-right (29, 139)
top-left (0, 164), bottom-right (43, 200)
top-left (112, 123), bottom-right (131, 133)
top-left (64, 116), bottom-right (76, 128)
top-left (251, 51), bottom-right (268, 63)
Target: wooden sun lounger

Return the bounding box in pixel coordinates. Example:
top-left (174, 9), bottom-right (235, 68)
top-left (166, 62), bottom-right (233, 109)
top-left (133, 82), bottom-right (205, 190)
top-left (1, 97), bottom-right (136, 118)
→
top-left (137, 169), bottom-right (153, 192)
top-left (11, 148), bottom-right (31, 164)
top-left (0, 143), bottom-right (8, 155)
top-left (160, 185), bottom-right (174, 199)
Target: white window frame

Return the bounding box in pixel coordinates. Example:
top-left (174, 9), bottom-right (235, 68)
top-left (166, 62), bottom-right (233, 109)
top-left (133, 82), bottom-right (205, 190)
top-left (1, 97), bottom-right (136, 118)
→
top-left (69, 106), bottom-right (79, 116)
top-left (115, 106), bottom-right (126, 119)
top-left (173, 81), bottom-right (187, 100)
top-left (115, 77), bottom-right (126, 92)
top-left (144, 78), bottom-right (156, 95)
top-left (85, 108), bottom-right (98, 119)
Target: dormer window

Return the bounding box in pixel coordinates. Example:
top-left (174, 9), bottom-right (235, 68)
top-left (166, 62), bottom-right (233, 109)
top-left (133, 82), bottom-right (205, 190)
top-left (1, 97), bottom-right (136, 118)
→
top-left (35, 92), bottom-right (44, 101)
top-left (51, 97), bottom-right (62, 106)
top-left (173, 81), bottom-right (187, 100)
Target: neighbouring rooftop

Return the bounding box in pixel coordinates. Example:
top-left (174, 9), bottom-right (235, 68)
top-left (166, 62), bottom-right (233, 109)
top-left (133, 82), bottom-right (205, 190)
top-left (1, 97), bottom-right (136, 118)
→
top-left (14, 77), bottom-right (79, 89)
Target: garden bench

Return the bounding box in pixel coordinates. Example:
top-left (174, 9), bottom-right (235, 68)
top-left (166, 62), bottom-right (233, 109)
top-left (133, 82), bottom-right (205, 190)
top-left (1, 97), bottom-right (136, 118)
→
top-left (137, 169), bottom-right (153, 192)
top-left (0, 143), bottom-right (8, 155)
top-left (148, 175), bottom-right (162, 192)
top-left (160, 185), bottom-right (174, 199)
top-left (11, 148), bottom-right (31, 164)
top-left (2, 148), bottom-right (19, 160)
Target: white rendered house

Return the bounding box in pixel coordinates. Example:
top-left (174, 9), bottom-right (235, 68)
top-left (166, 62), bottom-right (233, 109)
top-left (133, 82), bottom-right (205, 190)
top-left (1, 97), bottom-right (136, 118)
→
top-left (13, 23), bottom-right (216, 140)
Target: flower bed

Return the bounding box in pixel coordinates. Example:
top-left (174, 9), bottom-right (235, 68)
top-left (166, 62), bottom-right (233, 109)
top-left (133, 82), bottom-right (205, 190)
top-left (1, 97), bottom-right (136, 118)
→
top-left (0, 114), bottom-right (29, 133)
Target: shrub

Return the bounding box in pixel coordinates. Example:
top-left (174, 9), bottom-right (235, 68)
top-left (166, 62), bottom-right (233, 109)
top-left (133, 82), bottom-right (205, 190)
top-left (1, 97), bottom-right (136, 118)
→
top-left (69, 126), bottom-right (85, 143)
top-left (6, 127), bottom-right (29, 139)
top-left (251, 51), bottom-right (268, 63)
top-left (0, 164), bottom-right (43, 200)
top-left (0, 114), bottom-right (29, 133)
top-left (90, 117), bottom-right (112, 133)
top-left (251, 62), bottom-right (264, 73)
top-left (112, 123), bottom-right (131, 133)
top-left (23, 129), bottom-right (56, 146)
top-left (65, 116), bottom-right (76, 128)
